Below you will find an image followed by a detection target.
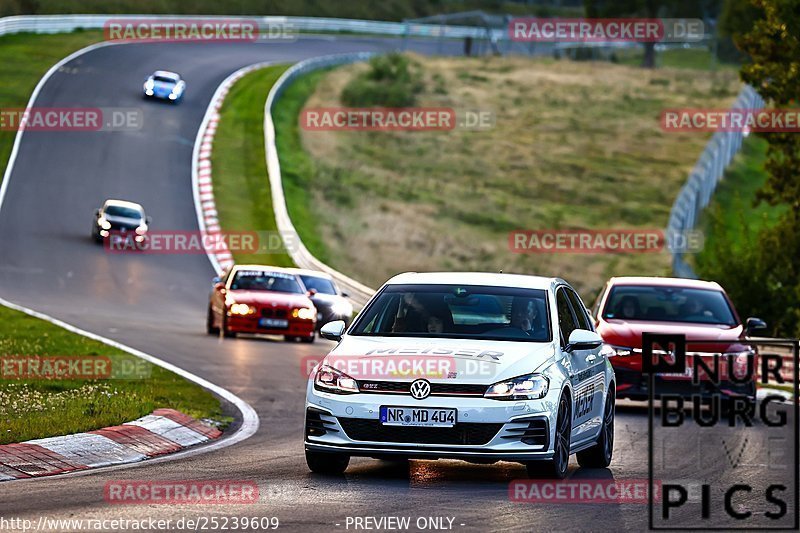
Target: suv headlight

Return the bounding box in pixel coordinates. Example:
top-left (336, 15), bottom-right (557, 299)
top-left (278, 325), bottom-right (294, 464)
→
top-left (135, 224), bottom-right (148, 235)
top-left (97, 217), bottom-right (111, 230)
top-left (314, 365), bottom-right (359, 394)
top-left (230, 303), bottom-right (255, 315)
top-left (485, 374), bottom-right (549, 400)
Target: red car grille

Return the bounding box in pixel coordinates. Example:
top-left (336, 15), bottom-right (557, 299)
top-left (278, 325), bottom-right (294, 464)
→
top-left (260, 307), bottom-right (288, 318)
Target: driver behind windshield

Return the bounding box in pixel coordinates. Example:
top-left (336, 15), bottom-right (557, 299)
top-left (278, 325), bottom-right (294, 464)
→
top-left (510, 297), bottom-right (540, 336)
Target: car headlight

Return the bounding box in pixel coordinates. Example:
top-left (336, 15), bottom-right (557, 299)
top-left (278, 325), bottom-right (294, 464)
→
top-left (725, 349), bottom-right (756, 379)
top-left (168, 93), bottom-right (177, 100)
top-left (292, 307), bottom-right (316, 320)
top-left (331, 300), bottom-right (353, 317)
top-left (485, 373), bottom-right (549, 400)
top-left (314, 364), bottom-right (359, 394)
top-left (97, 217), bottom-right (111, 230)
top-left (135, 224), bottom-right (147, 235)
top-left (230, 303), bottom-right (255, 315)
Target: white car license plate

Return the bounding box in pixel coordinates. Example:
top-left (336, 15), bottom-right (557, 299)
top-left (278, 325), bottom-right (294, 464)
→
top-left (380, 406), bottom-right (456, 428)
top-left (259, 318), bottom-right (288, 329)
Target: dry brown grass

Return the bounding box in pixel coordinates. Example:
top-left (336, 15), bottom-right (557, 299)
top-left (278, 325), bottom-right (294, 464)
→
top-left (299, 54), bottom-right (740, 301)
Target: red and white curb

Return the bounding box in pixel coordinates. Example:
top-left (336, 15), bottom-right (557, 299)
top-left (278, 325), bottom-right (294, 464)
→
top-left (0, 409), bottom-right (221, 481)
top-left (191, 62), bottom-right (274, 275)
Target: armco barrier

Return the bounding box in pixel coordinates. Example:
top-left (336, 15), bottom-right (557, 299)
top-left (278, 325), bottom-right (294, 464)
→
top-left (0, 14), bottom-right (486, 39)
top-left (263, 54), bottom-right (378, 309)
top-left (666, 85), bottom-right (765, 279)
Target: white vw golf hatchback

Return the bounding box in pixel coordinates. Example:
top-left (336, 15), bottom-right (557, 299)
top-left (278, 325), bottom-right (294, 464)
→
top-left (304, 272), bottom-right (615, 478)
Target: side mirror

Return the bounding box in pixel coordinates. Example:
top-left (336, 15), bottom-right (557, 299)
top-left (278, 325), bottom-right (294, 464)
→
top-left (565, 329), bottom-right (603, 352)
top-left (745, 317), bottom-right (767, 336)
top-left (307, 288), bottom-right (318, 297)
top-left (212, 276), bottom-right (221, 285)
top-left (320, 320), bottom-right (346, 342)
top-left (95, 208), bottom-right (102, 216)
top-left (341, 292), bottom-right (350, 298)
top-left (146, 216), bottom-right (152, 225)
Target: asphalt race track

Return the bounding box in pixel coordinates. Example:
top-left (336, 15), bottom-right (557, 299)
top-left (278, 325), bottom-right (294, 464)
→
top-left (0, 36), bottom-right (795, 532)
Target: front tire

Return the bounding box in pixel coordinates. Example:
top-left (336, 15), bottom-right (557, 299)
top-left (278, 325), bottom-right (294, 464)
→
top-left (577, 387), bottom-right (615, 468)
top-left (527, 392), bottom-right (571, 479)
top-left (306, 449), bottom-right (349, 475)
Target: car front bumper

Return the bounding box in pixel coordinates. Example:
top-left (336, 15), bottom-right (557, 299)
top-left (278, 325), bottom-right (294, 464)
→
top-left (226, 315), bottom-right (314, 336)
top-left (613, 366), bottom-right (756, 401)
top-left (304, 386), bottom-right (559, 462)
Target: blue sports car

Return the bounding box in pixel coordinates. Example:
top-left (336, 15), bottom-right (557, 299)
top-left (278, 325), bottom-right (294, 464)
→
top-left (143, 70), bottom-right (185, 102)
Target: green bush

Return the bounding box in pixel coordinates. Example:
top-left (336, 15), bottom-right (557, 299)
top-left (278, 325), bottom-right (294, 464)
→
top-left (696, 211), bottom-right (800, 338)
top-left (341, 53), bottom-right (423, 107)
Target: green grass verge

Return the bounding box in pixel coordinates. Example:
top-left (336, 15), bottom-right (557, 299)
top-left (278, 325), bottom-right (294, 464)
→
top-left (211, 65), bottom-right (295, 267)
top-left (211, 64), bottom-right (334, 266)
top-left (0, 30), bottom-right (104, 185)
top-left (272, 69), bottom-right (333, 264)
top-left (695, 135), bottom-right (782, 261)
top-left (0, 305), bottom-right (226, 444)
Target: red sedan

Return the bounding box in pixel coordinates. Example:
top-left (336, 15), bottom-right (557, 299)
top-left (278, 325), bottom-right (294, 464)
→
top-left (592, 277), bottom-right (766, 405)
top-left (207, 265), bottom-right (317, 342)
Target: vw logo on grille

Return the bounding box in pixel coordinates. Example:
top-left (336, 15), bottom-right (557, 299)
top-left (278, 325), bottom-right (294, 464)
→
top-left (409, 379), bottom-right (431, 400)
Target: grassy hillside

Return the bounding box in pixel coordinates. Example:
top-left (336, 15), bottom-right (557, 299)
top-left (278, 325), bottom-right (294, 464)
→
top-left (289, 54), bottom-right (740, 299)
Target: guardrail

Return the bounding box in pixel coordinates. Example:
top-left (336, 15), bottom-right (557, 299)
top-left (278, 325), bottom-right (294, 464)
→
top-left (263, 54), bottom-right (379, 309)
top-left (0, 14), bottom-right (486, 38)
top-left (667, 85), bottom-right (765, 279)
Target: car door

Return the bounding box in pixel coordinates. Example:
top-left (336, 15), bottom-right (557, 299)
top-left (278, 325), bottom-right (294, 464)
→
top-left (555, 286), bottom-right (595, 443)
top-left (566, 288), bottom-right (606, 431)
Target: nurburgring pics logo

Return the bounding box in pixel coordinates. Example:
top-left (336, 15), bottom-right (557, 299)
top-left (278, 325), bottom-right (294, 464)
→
top-left (508, 229), bottom-right (703, 254)
top-left (662, 108), bottom-right (800, 133)
top-left (509, 18), bottom-right (704, 43)
top-left (104, 480), bottom-right (259, 504)
top-left (104, 18), bottom-right (296, 42)
top-left (300, 108), bottom-right (494, 131)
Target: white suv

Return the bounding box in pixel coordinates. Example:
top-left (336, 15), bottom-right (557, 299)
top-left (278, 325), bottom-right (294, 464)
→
top-left (304, 272), bottom-right (615, 478)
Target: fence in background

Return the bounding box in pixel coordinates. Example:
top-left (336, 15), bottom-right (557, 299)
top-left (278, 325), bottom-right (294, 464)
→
top-left (666, 85), bottom-right (765, 278)
top-left (0, 14), bottom-right (483, 38)
top-left (263, 53), bottom-right (379, 309)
